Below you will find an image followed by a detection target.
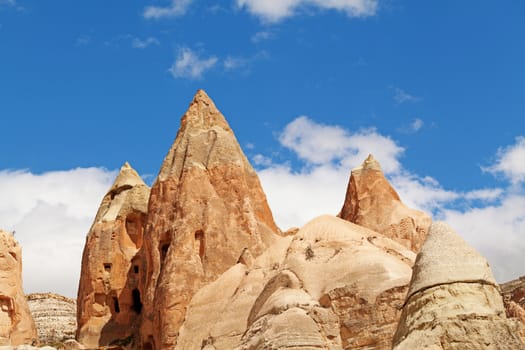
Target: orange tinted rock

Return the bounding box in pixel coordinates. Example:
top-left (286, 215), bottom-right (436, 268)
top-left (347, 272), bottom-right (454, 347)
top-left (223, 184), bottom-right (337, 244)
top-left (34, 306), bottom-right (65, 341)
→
top-left (501, 276), bottom-right (525, 343)
top-left (76, 162), bottom-right (149, 348)
top-left (0, 229), bottom-right (38, 346)
top-left (139, 90), bottom-right (280, 349)
top-left (338, 154), bottom-right (431, 252)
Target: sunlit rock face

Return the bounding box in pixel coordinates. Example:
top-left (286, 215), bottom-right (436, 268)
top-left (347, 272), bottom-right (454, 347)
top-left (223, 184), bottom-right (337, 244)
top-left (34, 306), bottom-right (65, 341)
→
top-left (0, 229), bottom-right (38, 346)
top-left (393, 222), bottom-right (525, 350)
top-left (138, 90), bottom-right (281, 350)
top-left (76, 162), bottom-right (150, 348)
top-left (338, 154), bottom-right (431, 252)
top-left (176, 215), bottom-right (415, 350)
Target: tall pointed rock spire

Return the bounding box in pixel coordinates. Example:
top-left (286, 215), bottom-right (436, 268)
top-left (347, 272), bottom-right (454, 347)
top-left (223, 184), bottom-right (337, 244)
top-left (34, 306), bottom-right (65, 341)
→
top-left (338, 154), bottom-right (431, 252)
top-left (77, 162), bottom-right (150, 348)
top-left (139, 90), bottom-right (280, 349)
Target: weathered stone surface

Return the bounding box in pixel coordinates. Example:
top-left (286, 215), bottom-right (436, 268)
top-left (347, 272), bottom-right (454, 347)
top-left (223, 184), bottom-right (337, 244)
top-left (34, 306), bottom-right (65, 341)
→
top-left (501, 276), bottom-right (525, 343)
top-left (393, 222), bottom-right (525, 349)
top-left (26, 293), bottom-right (76, 345)
top-left (139, 90), bottom-right (280, 349)
top-left (0, 230), bottom-right (38, 346)
top-left (76, 163), bottom-right (150, 348)
top-left (338, 154), bottom-right (431, 252)
top-left (177, 215), bottom-right (415, 350)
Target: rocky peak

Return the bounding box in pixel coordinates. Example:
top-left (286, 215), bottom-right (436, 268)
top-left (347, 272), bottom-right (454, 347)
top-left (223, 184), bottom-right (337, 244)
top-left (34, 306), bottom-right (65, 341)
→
top-left (393, 222), bottom-right (524, 349)
top-left (76, 162), bottom-right (150, 348)
top-left (0, 229), bottom-right (38, 346)
top-left (338, 154), bottom-right (431, 252)
top-left (406, 221), bottom-right (497, 300)
top-left (139, 90), bottom-right (280, 349)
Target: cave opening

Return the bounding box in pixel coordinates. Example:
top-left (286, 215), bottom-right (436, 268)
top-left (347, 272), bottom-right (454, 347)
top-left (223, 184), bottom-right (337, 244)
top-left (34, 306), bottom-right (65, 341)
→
top-left (113, 297), bottom-right (120, 313)
top-left (132, 288), bottom-right (143, 314)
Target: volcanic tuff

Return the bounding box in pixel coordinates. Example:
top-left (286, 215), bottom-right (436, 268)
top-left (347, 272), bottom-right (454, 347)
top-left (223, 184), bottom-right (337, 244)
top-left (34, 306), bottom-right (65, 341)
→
top-left (393, 222), bottom-right (525, 349)
top-left (26, 293), bottom-right (76, 345)
top-left (338, 154), bottom-right (431, 252)
top-left (177, 215), bottom-right (415, 350)
top-left (139, 90), bottom-right (281, 349)
top-left (501, 276), bottom-right (525, 343)
top-left (0, 230), bottom-right (38, 346)
top-left (76, 162), bottom-right (150, 348)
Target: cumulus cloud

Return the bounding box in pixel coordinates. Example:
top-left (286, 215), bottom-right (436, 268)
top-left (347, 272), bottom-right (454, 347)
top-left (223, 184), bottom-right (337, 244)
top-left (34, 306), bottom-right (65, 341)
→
top-left (256, 116), bottom-right (525, 283)
top-left (143, 0), bottom-right (193, 19)
top-left (0, 168), bottom-right (116, 297)
top-left (236, 0), bottom-right (378, 23)
top-left (132, 37), bottom-right (160, 49)
top-left (251, 30), bottom-right (274, 43)
top-left (169, 47), bottom-right (218, 80)
top-left (483, 136), bottom-right (525, 185)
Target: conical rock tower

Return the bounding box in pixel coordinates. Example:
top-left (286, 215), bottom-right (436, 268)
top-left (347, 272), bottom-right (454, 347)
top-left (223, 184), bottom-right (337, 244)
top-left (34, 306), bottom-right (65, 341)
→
top-left (139, 90), bottom-right (280, 349)
top-left (393, 222), bottom-right (525, 349)
top-left (338, 154), bottom-right (431, 252)
top-left (76, 162), bottom-right (150, 348)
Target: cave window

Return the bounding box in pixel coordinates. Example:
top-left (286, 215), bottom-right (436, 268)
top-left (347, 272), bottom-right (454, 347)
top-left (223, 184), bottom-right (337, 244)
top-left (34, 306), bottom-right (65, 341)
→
top-left (194, 230), bottom-right (205, 262)
top-left (133, 265), bottom-right (139, 273)
top-left (103, 263), bottom-right (112, 272)
top-left (131, 288), bottom-right (143, 314)
top-left (113, 297), bottom-right (120, 313)
top-left (160, 242), bottom-right (170, 263)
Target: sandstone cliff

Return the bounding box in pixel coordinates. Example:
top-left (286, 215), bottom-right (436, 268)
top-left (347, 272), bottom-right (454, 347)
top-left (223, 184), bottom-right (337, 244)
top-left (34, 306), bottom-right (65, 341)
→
top-left (393, 222), bottom-right (524, 349)
top-left (26, 293), bottom-right (76, 346)
top-left (176, 215), bottom-right (415, 350)
top-left (76, 163), bottom-right (150, 348)
top-left (338, 154), bottom-right (431, 252)
top-left (139, 90), bottom-right (281, 349)
top-left (0, 229), bottom-right (38, 346)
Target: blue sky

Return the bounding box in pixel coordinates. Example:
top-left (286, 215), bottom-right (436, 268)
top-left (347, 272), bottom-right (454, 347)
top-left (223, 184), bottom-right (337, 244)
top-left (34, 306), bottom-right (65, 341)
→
top-left (1, 0), bottom-right (524, 297)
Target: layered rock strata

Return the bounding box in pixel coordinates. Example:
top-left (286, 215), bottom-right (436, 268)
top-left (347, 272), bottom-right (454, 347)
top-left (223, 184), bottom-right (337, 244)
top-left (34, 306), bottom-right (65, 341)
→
top-left (0, 230), bottom-right (38, 346)
top-left (338, 154), bottom-right (431, 252)
top-left (176, 215), bottom-right (415, 350)
top-left (26, 293), bottom-right (76, 345)
top-left (393, 222), bottom-right (525, 349)
top-left (76, 163), bottom-right (150, 348)
top-left (139, 90), bottom-right (281, 349)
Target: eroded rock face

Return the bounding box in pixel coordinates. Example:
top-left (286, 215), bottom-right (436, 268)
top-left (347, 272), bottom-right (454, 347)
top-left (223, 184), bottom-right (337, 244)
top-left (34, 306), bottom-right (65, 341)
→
top-left (0, 230), bottom-right (38, 346)
top-left (338, 154), bottom-right (431, 252)
top-left (76, 163), bottom-right (150, 348)
top-left (26, 293), bottom-right (76, 345)
top-left (176, 215), bottom-right (415, 350)
top-left (139, 90), bottom-right (280, 349)
top-left (501, 276), bottom-right (525, 343)
top-left (393, 222), bottom-right (525, 349)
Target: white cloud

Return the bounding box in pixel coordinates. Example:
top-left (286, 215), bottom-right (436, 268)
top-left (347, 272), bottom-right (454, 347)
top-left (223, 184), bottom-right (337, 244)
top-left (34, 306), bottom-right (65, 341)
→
top-left (251, 31), bottom-right (274, 43)
top-left (224, 56), bottom-right (248, 70)
top-left (169, 47), bottom-right (218, 80)
top-left (132, 37), bottom-right (160, 49)
top-left (252, 154), bottom-right (273, 166)
top-left (0, 0), bottom-right (15, 7)
top-left (483, 136), bottom-right (525, 185)
top-left (410, 118), bottom-right (424, 132)
top-left (236, 0), bottom-right (378, 23)
top-left (0, 168), bottom-right (116, 297)
top-left (143, 0), bottom-right (193, 19)
top-left (393, 87), bottom-right (419, 104)
top-left (279, 116), bottom-right (403, 173)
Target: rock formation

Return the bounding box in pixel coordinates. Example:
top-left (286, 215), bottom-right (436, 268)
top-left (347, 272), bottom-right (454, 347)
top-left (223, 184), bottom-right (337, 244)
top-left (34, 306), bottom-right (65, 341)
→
top-left (501, 276), bottom-right (525, 343)
top-left (76, 163), bottom-right (150, 348)
top-left (338, 154), bottom-right (431, 252)
top-left (26, 293), bottom-right (76, 346)
top-left (176, 215), bottom-right (415, 350)
top-left (0, 229), bottom-right (38, 346)
top-left (139, 90), bottom-right (281, 349)
top-left (393, 221), bottom-right (525, 349)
